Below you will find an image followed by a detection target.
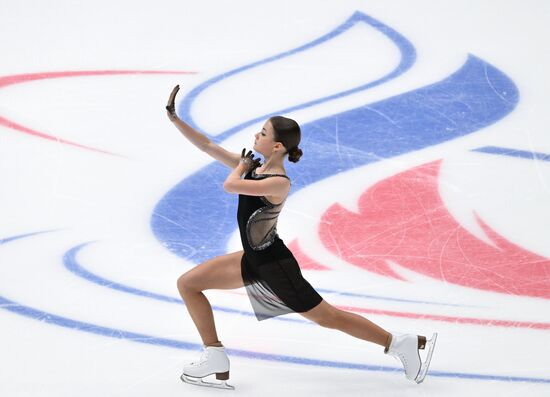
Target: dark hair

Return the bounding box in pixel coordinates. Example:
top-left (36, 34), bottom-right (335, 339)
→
top-left (269, 116), bottom-right (302, 163)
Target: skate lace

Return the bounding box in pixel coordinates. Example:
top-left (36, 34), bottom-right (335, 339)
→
top-left (388, 349), bottom-right (410, 373)
top-left (396, 353), bottom-right (408, 368)
top-left (190, 350), bottom-right (211, 367)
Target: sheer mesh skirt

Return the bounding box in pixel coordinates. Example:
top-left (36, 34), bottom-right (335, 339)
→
top-left (241, 254), bottom-right (323, 321)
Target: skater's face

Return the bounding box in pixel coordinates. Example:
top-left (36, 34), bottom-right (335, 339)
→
top-left (254, 120), bottom-right (285, 156)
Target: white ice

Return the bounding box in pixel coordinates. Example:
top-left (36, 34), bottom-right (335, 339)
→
top-left (1, 1), bottom-right (550, 396)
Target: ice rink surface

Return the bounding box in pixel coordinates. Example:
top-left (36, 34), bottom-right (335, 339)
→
top-left (1, 1), bottom-right (550, 395)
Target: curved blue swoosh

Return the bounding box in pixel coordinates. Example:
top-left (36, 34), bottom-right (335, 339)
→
top-left (1, 234), bottom-right (548, 384)
top-left (2, 293), bottom-right (549, 384)
top-left (152, 55), bottom-right (519, 263)
top-left (473, 146), bottom-right (550, 162)
top-left (179, 11), bottom-right (416, 142)
top-left (63, 242), bottom-right (303, 323)
top-left (60, 242), bottom-right (475, 327)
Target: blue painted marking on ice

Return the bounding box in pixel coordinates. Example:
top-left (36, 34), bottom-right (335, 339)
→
top-left (1, 233), bottom-right (549, 383)
top-left (152, 11), bottom-right (418, 262)
top-left (0, 295), bottom-right (549, 384)
top-left (62, 242), bottom-right (302, 323)
top-left (178, 11), bottom-right (417, 143)
top-left (62, 242), bottom-right (467, 328)
top-left (152, 55), bottom-right (519, 264)
top-left (64, 242), bottom-right (181, 304)
top-left (0, 294), bottom-right (198, 350)
top-left (473, 146), bottom-right (550, 162)
top-left (0, 230), bottom-right (57, 244)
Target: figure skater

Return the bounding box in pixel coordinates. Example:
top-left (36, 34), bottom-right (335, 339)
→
top-left (166, 85), bottom-right (436, 389)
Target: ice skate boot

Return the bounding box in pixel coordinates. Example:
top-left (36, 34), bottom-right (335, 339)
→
top-left (180, 345), bottom-right (234, 390)
top-left (385, 333), bottom-right (437, 384)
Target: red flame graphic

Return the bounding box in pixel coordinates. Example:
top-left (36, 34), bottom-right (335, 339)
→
top-left (320, 160), bottom-right (550, 299)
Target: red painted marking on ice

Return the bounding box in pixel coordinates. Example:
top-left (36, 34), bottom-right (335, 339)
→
top-left (0, 70), bottom-right (194, 88)
top-left (287, 239), bottom-right (331, 270)
top-left (0, 115), bottom-right (118, 155)
top-left (0, 70), bottom-right (195, 155)
top-left (220, 288), bottom-right (550, 329)
top-left (336, 304), bottom-right (550, 330)
top-left (320, 161), bottom-right (550, 299)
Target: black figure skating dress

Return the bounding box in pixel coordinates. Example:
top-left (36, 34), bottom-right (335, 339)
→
top-left (238, 168), bottom-right (323, 321)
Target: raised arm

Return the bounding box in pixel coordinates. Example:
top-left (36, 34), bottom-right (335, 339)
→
top-left (166, 85), bottom-right (240, 169)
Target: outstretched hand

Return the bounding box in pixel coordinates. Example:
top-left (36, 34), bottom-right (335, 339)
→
top-left (166, 85), bottom-right (180, 121)
top-left (240, 148), bottom-right (261, 171)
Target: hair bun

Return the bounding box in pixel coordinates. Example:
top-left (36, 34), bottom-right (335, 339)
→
top-left (288, 146), bottom-right (303, 163)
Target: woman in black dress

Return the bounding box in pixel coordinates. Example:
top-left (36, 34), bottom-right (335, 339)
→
top-left (166, 86), bottom-right (436, 389)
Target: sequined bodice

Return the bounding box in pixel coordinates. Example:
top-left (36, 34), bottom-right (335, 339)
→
top-left (237, 169), bottom-right (291, 252)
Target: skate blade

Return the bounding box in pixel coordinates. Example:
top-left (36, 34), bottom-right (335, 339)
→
top-left (415, 333), bottom-right (437, 384)
top-left (180, 374), bottom-right (235, 390)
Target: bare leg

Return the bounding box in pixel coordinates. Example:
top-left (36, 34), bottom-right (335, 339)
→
top-left (301, 300), bottom-right (392, 348)
top-left (177, 289), bottom-right (220, 346)
top-left (332, 307), bottom-right (391, 347)
top-left (177, 250), bottom-right (245, 346)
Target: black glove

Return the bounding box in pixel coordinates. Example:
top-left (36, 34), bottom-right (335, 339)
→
top-left (166, 85), bottom-right (180, 120)
top-left (240, 148), bottom-right (261, 170)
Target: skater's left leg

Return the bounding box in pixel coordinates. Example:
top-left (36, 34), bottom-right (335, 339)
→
top-left (301, 300), bottom-right (437, 383)
top-left (300, 300), bottom-right (391, 348)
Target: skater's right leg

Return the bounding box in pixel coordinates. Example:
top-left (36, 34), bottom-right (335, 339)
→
top-left (177, 250), bottom-right (245, 346)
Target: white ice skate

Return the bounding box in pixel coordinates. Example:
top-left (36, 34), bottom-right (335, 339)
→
top-left (180, 345), bottom-right (235, 390)
top-left (385, 333), bottom-right (437, 384)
